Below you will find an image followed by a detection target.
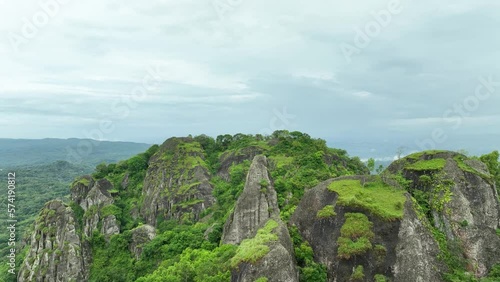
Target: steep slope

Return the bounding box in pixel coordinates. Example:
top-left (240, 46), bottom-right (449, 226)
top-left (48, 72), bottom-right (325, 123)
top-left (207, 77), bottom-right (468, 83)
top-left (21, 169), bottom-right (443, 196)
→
top-left (140, 137), bottom-right (215, 225)
top-left (291, 151), bottom-right (500, 282)
top-left (13, 132), bottom-right (389, 282)
top-left (223, 155), bottom-right (299, 282)
top-left (18, 200), bottom-right (90, 282)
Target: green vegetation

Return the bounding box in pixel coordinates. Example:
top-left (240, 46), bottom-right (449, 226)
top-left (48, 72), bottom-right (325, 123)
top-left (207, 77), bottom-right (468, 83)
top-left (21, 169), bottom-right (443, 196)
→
top-left (405, 158), bottom-right (447, 171)
top-left (255, 277), bottom-right (269, 282)
top-left (231, 220), bottom-right (279, 267)
top-left (350, 265), bottom-right (364, 281)
top-left (374, 274), bottom-right (387, 282)
top-left (406, 150), bottom-right (448, 160)
top-left (316, 205), bottom-right (336, 219)
top-left (480, 151), bottom-right (500, 197)
top-left (337, 213), bottom-right (374, 260)
top-left (328, 178), bottom-right (406, 221)
top-left (289, 225), bottom-right (328, 282)
top-left (13, 131), bottom-right (372, 282)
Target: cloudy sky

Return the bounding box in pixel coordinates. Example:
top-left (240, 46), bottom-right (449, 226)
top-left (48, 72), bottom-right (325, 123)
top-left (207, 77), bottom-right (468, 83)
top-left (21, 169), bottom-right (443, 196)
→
top-left (1, 0), bottom-right (499, 158)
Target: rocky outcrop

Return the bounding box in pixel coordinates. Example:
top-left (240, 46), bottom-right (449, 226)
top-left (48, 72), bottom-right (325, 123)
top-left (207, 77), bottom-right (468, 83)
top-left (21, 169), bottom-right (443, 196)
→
top-left (290, 177), bottom-right (419, 282)
top-left (140, 137), bottom-right (215, 225)
top-left (222, 155), bottom-right (279, 244)
top-left (223, 155), bottom-right (299, 282)
top-left (129, 225), bottom-right (156, 260)
top-left (393, 195), bottom-right (445, 282)
top-left (70, 175), bottom-right (94, 208)
top-left (387, 151), bottom-right (500, 277)
top-left (291, 151), bottom-right (500, 281)
top-left (231, 220), bottom-right (299, 282)
top-left (18, 200), bottom-right (90, 282)
top-left (73, 178), bottom-right (119, 238)
top-left (217, 146), bottom-right (264, 181)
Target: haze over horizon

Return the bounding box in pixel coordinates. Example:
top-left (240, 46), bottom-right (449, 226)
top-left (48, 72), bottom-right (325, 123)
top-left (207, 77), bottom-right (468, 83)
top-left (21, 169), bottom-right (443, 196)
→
top-left (1, 0), bottom-right (499, 159)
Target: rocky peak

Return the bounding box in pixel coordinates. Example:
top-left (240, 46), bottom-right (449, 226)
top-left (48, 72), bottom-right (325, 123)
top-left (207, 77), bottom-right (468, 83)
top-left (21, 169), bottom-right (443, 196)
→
top-left (129, 225), bottom-right (157, 260)
top-left (140, 138), bottom-right (215, 225)
top-left (387, 150), bottom-right (500, 277)
top-left (222, 155), bottom-right (279, 244)
top-left (70, 175), bottom-right (94, 208)
top-left (222, 155), bottom-right (299, 282)
top-left (18, 200), bottom-right (90, 282)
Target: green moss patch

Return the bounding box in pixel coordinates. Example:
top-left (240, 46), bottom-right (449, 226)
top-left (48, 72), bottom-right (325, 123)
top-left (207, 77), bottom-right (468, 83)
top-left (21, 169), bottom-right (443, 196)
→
top-left (454, 155), bottom-right (492, 181)
top-left (73, 177), bottom-right (91, 187)
top-left (374, 274), bottom-right (387, 282)
top-left (328, 178), bottom-right (406, 221)
top-left (350, 265), bottom-right (365, 281)
top-left (316, 205), bottom-right (336, 219)
top-left (405, 158), bottom-right (446, 171)
top-left (337, 213), bottom-right (374, 259)
top-left (231, 220), bottom-right (279, 267)
top-left (406, 150), bottom-right (448, 160)
top-left (255, 277), bottom-right (269, 282)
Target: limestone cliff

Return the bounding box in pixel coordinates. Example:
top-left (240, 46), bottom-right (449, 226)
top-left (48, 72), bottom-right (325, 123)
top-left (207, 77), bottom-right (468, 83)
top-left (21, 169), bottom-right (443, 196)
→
top-left (291, 151), bottom-right (500, 281)
top-left (18, 200), bottom-right (90, 282)
top-left (140, 137), bottom-right (215, 225)
top-left (223, 155), bottom-right (299, 282)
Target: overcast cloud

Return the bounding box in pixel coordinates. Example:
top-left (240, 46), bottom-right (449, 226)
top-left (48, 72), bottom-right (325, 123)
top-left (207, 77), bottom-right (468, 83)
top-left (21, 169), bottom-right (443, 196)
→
top-left (0, 0), bottom-right (499, 158)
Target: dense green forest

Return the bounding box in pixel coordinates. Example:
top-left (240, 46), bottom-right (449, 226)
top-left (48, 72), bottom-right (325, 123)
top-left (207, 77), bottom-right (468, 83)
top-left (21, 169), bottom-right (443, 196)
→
top-left (0, 139), bottom-right (151, 278)
top-left (0, 138), bottom-right (150, 167)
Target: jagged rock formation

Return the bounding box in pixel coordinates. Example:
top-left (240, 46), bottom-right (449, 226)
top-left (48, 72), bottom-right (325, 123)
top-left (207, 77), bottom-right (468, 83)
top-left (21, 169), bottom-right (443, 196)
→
top-left (217, 146), bottom-right (264, 181)
top-left (222, 155), bottom-right (279, 244)
top-left (73, 178), bottom-right (120, 239)
top-left (18, 200), bottom-right (90, 282)
top-left (291, 151), bottom-right (500, 281)
top-left (223, 155), bottom-right (299, 282)
top-left (387, 151), bottom-right (500, 277)
top-left (140, 137), bottom-right (215, 225)
top-left (129, 225), bottom-right (156, 260)
top-left (17, 131), bottom-right (500, 282)
top-left (393, 194), bottom-right (444, 282)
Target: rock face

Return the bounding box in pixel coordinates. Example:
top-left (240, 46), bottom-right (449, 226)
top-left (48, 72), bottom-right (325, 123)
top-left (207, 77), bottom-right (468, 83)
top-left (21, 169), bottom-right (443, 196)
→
top-left (217, 146), bottom-right (264, 181)
top-left (18, 200), bottom-right (90, 282)
top-left (222, 155), bottom-right (279, 244)
top-left (291, 151), bottom-right (500, 281)
top-left (74, 178), bottom-right (119, 239)
top-left (140, 137), bottom-right (215, 225)
top-left (129, 225), bottom-right (156, 260)
top-left (223, 155), bottom-right (299, 282)
top-left (387, 151), bottom-right (500, 277)
top-left (393, 195), bottom-right (445, 282)
top-left (290, 177), bottom-right (425, 282)
top-left (231, 220), bottom-right (299, 282)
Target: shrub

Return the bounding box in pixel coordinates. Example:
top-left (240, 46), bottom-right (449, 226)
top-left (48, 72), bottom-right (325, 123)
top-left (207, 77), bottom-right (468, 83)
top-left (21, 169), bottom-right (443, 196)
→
top-left (337, 213), bottom-right (374, 259)
top-left (316, 205), bottom-right (336, 219)
top-left (350, 265), bottom-right (364, 281)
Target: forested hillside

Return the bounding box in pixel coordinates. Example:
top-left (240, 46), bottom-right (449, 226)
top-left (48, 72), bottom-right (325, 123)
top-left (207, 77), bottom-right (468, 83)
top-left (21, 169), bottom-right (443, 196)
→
top-left (8, 132), bottom-right (500, 282)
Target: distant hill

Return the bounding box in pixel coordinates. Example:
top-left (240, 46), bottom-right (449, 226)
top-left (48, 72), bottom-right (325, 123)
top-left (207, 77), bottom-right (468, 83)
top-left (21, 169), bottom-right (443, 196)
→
top-left (0, 138), bottom-right (151, 167)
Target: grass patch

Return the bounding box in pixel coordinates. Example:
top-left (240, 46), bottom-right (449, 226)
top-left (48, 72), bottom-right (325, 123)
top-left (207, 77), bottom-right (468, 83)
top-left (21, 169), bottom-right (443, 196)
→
top-left (337, 213), bottom-right (374, 260)
top-left (255, 277), bottom-right (268, 282)
top-left (316, 205), bottom-right (336, 219)
top-left (231, 220), bottom-right (279, 267)
top-left (406, 150), bottom-right (448, 160)
top-left (374, 274), bottom-right (387, 282)
top-left (73, 177), bottom-right (91, 187)
top-left (454, 155), bottom-right (492, 181)
top-left (405, 158), bottom-right (446, 171)
top-left (350, 265), bottom-right (365, 281)
top-left (328, 178), bottom-right (406, 221)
